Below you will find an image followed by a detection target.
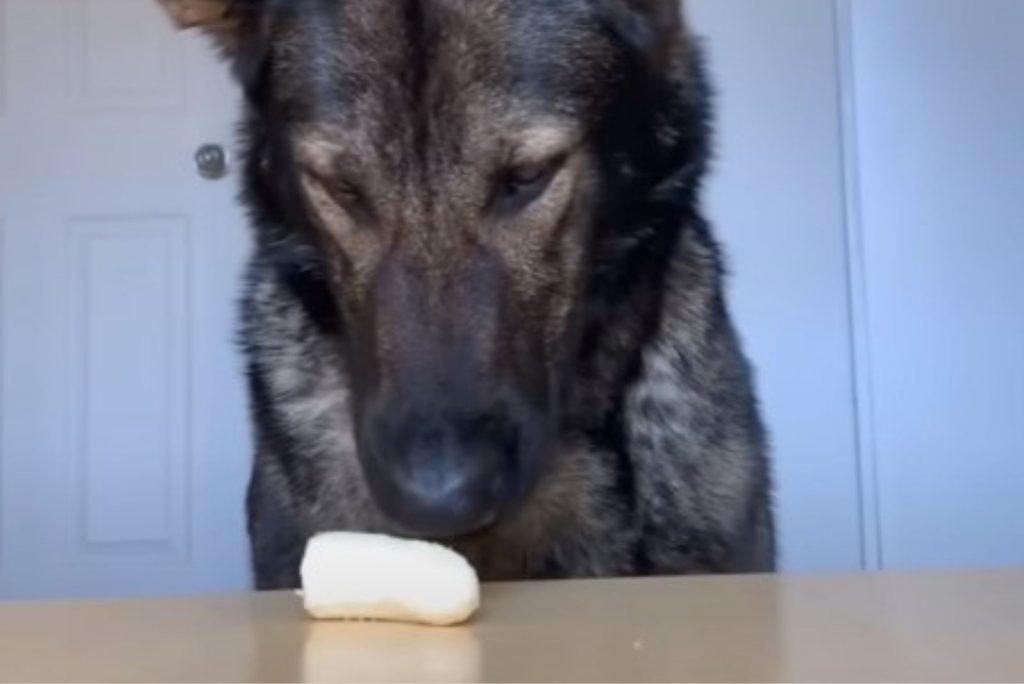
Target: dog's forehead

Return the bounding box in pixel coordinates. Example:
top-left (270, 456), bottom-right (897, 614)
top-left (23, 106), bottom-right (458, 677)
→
top-left (272, 0), bottom-right (609, 123)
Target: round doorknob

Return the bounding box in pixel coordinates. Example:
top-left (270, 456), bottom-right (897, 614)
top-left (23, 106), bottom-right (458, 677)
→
top-left (195, 144), bottom-right (229, 180)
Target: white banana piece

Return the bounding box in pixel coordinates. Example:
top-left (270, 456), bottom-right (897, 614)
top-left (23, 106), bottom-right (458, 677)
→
top-left (299, 531), bottom-right (480, 626)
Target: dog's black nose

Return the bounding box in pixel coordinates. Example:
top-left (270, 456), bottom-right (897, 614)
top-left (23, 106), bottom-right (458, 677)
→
top-left (362, 413), bottom-right (515, 538)
top-left (386, 441), bottom-right (502, 538)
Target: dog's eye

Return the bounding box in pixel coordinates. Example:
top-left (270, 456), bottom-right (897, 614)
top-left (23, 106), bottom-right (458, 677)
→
top-left (494, 158), bottom-right (563, 213)
top-left (313, 174), bottom-right (362, 206)
top-left (303, 169), bottom-right (373, 221)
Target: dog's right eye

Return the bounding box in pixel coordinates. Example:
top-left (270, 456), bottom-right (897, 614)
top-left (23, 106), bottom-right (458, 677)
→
top-left (305, 169), bottom-right (360, 206)
top-left (302, 169), bottom-right (373, 223)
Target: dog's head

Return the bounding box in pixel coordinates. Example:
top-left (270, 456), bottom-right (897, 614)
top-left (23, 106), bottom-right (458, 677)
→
top-left (161, 0), bottom-right (706, 539)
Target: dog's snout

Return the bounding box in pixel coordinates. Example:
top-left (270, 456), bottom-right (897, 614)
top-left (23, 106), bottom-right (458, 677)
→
top-left (362, 405), bottom-right (518, 539)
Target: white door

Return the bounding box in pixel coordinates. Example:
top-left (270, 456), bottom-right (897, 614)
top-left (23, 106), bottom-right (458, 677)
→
top-left (0, 0), bottom-right (251, 598)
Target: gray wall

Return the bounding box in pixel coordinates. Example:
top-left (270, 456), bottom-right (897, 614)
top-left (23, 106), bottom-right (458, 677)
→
top-left (690, 0), bottom-right (1024, 571)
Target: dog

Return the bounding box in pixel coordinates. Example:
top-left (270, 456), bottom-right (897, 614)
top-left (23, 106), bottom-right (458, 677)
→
top-left (158, 0), bottom-right (775, 588)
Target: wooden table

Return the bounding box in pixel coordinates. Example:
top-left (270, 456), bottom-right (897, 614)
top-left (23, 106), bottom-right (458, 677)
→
top-left (1, 570), bottom-right (1023, 682)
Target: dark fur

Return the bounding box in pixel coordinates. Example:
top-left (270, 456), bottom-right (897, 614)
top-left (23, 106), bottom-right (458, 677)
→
top-left (160, 0), bottom-right (775, 587)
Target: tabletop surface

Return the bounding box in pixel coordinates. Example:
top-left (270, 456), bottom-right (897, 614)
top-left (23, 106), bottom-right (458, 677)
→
top-left (1, 569), bottom-right (1023, 682)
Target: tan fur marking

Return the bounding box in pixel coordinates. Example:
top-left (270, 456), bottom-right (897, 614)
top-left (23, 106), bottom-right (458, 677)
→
top-left (157, 0), bottom-right (232, 30)
top-left (510, 124), bottom-right (578, 166)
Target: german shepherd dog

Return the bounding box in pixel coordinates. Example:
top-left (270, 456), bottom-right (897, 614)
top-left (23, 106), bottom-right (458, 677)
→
top-left (159, 0), bottom-right (775, 588)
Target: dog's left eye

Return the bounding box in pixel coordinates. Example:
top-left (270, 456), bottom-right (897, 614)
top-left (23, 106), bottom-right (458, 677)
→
top-left (494, 158), bottom-right (562, 213)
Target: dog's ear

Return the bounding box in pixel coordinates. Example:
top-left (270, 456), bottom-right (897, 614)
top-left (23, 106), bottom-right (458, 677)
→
top-left (157, 0), bottom-right (270, 91)
top-left (606, 0), bottom-right (686, 69)
top-left (157, 0), bottom-right (268, 56)
top-left (158, 0), bottom-right (238, 41)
